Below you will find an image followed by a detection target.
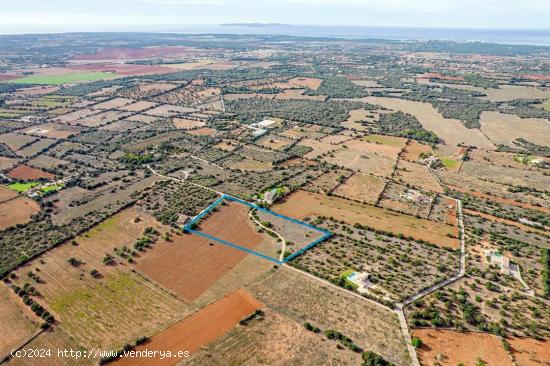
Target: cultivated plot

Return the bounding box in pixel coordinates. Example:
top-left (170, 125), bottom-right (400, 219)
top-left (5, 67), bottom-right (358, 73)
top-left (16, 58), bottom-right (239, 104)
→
top-left (184, 195), bottom-right (332, 264)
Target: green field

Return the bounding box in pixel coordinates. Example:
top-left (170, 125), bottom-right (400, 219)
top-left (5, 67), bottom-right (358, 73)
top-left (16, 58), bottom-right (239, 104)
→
top-left (0, 108), bottom-right (25, 118)
top-left (8, 182), bottom-right (40, 192)
top-left (31, 96), bottom-right (74, 108)
top-left (7, 72), bottom-right (117, 85)
top-left (40, 183), bottom-right (64, 193)
top-left (440, 157), bottom-right (459, 169)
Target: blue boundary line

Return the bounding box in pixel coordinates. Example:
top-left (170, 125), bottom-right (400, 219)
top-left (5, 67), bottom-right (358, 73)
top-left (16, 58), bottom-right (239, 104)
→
top-left (182, 194), bottom-right (331, 264)
top-left (188, 229), bottom-right (281, 264)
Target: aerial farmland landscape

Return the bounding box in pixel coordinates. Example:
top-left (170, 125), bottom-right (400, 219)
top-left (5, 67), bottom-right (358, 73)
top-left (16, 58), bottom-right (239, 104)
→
top-left (0, 1), bottom-right (549, 365)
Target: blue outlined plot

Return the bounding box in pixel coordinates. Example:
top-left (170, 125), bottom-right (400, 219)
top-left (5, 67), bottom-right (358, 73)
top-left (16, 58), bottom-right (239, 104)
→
top-left (182, 194), bottom-right (331, 264)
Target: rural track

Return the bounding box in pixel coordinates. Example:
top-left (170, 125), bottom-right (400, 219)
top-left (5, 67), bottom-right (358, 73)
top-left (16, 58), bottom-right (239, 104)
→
top-left (146, 164), bottom-right (224, 195)
top-left (248, 211), bottom-right (287, 262)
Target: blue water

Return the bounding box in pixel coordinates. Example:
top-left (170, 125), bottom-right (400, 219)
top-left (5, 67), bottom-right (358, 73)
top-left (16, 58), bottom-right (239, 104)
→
top-left (175, 24), bottom-right (550, 46)
top-left (2, 24), bottom-right (549, 47)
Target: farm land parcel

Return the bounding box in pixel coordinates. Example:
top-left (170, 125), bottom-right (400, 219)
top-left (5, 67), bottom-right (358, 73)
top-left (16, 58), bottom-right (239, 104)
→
top-left (7, 72), bottom-right (117, 85)
top-left (184, 194), bottom-right (332, 264)
top-left (273, 190), bottom-right (459, 249)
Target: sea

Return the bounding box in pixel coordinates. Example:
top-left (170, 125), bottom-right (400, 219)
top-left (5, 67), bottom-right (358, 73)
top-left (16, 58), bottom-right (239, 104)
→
top-left (178, 24), bottom-right (550, 47)
top-left (2, 24), bottom-right (549, 47)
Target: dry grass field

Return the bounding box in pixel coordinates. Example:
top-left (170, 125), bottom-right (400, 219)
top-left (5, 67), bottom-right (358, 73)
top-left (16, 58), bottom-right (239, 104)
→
top-left (71, 110), bottom-right (131, 127)
top-left (299, 138), bottom-right (337, 159)
top-left (280, 125), bottom-right (326, 140)
top-left (258, 134), bottom-right (293, 150)
top-left (15, 138), bottom-right (57, 158)
top-left (459, 161), bottom-right (548, 192)
top-left (9, 207), bottom-right (190, 349)
top-left (468, 149), bottom-right (545, 171)
top-left (437, 170), bottom-right (549, 209)
top-left (480, 111), bottom-right (550, 147)
top-left (244, 267), bottom-right (410, 366)
top-left (345, 138), bottom-right (403, 157)
top-left (187, 127), bottom-right (216, 136)
top-left (0, 283), bottom-right (40, 358)
top-left (401, 140), bottom-right (433, 163)
top-left (172, 118), bottom-right (206, 129)
top-left (0, 157), bottom-right (20, 171)
top-left (0, 133), bottom-right (36, 151)
top-left (227, 157), bottom-right (272, 172)
top-left (322, 148), bottom-right (396, 178)
top-left (91, 97), bottom-right (134, 110)
top-left (320, 133), bottom-right (354, 145)
top-left (332, 173), bottom-right (386, 204)
top-left (394, 160), bottom-right (443, 193)
top-left (303, 170), bottom-right (351, 194)
top-left (185, 309), bottom-right (363, 366)
top-left (365, 96), bottom-right (496, 149)
top-left (22, 123), bottom-right (83, 139)
top-left (114, 289), bottom-right (262, 366)
top-left (413, 329), bottom-right (512, 366)
top-left (0, 196), bottom-right (40, 229)
top-left (6, 327), bottom-right (86, 366)
top-left (273, 190), bottom-right (459, 248)
top-left (340, 109), bottom-right (372, 131)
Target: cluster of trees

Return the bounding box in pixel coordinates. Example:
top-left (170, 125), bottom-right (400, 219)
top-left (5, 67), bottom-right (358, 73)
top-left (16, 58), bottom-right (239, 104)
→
top-left (305, 75), bottom-right (368, 98)
top-left (377, 112), bottom-right (438, 144)
top-left (362, 351), bottom-right (394, 366)
top-left (11, 283), bottom-right (55, 328)
top-left (463, 73), bottom-right (499, 88)
top-left (402, 86), bottom-right (495, 128)
top-left (226, 98), bottom-right (372, 127)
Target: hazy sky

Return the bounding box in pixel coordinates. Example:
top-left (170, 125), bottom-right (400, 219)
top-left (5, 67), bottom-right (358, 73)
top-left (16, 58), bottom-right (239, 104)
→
top-left (1, 0), bottom-right (549, 33)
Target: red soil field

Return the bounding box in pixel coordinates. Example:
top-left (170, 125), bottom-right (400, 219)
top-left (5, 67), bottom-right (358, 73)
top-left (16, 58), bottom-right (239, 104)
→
top-left (0, 197), bottom-right (40, 229)
top-left (508, 337), bottom-right (550, 366)
top-left (0, 74), bottom-right (20, 81)
top-left (73, 46), bottom-right (198, 61)
top-left (135, 202), bottom-right (263, 302)
top-left (413, 329), bottom-right (512, 366)
top-left (7, 164), bottom-right (55, 180)
top-left (67, 63), bottom-right (174, 76)
top-left (112, 288), bottom-right (262, 366)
